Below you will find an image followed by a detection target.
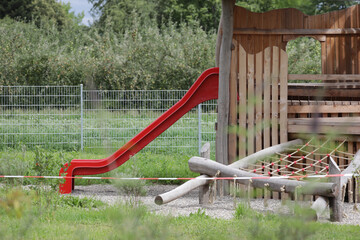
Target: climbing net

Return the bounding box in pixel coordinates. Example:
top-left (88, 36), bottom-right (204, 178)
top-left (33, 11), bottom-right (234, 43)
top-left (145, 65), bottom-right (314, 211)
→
top-left (243, 138), bottom-right (355, 177)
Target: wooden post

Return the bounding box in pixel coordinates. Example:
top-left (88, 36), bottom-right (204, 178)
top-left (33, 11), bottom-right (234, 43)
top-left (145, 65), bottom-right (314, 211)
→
top-left (199, 143), bottom-right (211, 205)
top-left (311, 150), bottom-right (360, 219)
top-left (216, 0), bottom-right (235, 195)
top-left (215, 13), bottom-right (223, 67)
top-left (329, 156), bottom-right (343, 222)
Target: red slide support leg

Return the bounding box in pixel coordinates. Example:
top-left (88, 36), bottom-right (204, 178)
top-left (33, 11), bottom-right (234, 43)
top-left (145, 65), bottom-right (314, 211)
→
top-left (59, 68), bottom-right (219, 194)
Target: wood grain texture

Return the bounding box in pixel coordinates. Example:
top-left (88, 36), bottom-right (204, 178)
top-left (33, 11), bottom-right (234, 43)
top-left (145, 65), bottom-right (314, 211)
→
top-left (238, 44), bottom-right (247, 158)
top-left (228, 39), bottom-right (238, 164)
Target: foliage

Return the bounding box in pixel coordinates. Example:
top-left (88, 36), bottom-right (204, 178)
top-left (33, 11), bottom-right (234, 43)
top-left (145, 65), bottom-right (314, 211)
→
top-left (286, 37), bottom-right (322, 75)
top-left (59, 195), bottom-right (105, 208)
top-left (0, 0), bottom-right (83, 28)
top-left (0, 186), bottom-right (360, 239)
top-left (113, 157), bottom-right (147, 206)
top-left (90, 0), bottom-right (221, 32)
top-left (0, 148), bottom-right (198, 186)
top-left (0, 16), bottom-right (215, 90)
top-left (154, 0), bottom-right (221, 32)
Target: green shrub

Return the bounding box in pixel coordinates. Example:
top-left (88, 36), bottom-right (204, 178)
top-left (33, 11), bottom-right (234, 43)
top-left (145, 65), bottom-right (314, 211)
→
top-left (0, 16), bottom-right (216, 90)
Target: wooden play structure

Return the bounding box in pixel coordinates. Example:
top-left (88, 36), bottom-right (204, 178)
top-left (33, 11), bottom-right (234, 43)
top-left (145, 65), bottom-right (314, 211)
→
top-left (157, 3), bottom-right (360, 222)
top-left (59, 1), bottom-right (360, 222)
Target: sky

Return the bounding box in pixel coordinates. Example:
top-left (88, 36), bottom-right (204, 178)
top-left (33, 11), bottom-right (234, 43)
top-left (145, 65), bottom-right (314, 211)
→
top-left (60, 0), bottom-right (94, 26)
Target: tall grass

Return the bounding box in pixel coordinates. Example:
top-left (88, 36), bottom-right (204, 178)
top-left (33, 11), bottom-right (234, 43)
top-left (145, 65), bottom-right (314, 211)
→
top-left (0, 186), bottom-right (359, 240)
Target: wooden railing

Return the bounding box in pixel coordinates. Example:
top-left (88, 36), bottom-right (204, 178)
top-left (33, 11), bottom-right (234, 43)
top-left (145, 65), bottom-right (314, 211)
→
top-left (288, 74), bottom-right (360, 100)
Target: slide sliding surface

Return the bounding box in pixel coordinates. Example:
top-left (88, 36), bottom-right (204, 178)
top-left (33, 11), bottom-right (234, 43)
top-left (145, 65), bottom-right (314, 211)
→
top-left (59, 68), bottom-right (219, 194)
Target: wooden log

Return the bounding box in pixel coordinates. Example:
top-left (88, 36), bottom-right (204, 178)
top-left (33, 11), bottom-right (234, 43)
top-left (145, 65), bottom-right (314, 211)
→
top-left (188, 157), bottom-right (337, 197)
top-left (310, 196), bottom-right (328, 218)
top-left (230, 139), bottom-right (303, 169)
top-left (199, 143), bottom-right (211, 205)
top-left (215, 12), bottom-right (223, 67)
top-left (288, 104), bottom-right (360, 114)
top-left (233, 27), bottom-right (360, 35)
top-left (216, 0), bottom-right (235, 195)
top-left (155, 176), bottom-right (209, 205)
top-left (340, 150), bottom-right (360, 187)
top-left (155, 140), bottom-right (302, 205)
top-left (329, 157), bottom-right (343, 222)
top-left (310, 151), bottom-right (360, 220)
top-left (288, 74), bottom-right (360, 81)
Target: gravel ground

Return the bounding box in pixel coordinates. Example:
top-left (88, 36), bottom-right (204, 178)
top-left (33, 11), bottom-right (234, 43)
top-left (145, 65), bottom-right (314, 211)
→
top-left (71, 184), bottom-right (360, 225)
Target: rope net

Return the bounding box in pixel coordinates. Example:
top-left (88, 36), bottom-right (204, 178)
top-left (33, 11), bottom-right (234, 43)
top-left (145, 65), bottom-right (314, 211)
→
top-left (241, 138), bottom-right (355, 178)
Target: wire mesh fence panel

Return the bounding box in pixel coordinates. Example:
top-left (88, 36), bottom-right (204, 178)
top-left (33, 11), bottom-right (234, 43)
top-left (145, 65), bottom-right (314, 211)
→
top-left (83, 90), bottom-right (209, 154)
top-left (200, 99), bottom-right (217, 156)
top-left (0, 86), bottom-right (81, 150)
top-left (0, 86), bottom-right (217, 154)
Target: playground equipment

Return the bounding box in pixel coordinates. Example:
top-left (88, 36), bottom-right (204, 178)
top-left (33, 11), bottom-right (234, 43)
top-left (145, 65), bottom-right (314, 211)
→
top-left (59, 68), bottom-right (219, 194)
top-left (156, 139), bottom-right (360, 222)
top-left (59, 3), bottom-right (360, 222)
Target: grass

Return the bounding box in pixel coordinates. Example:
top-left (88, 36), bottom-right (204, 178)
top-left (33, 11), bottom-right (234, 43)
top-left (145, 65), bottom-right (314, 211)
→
top-left (0, 187), bottom-right (359, 240)
top-left (0, 147), bottom-right (204, 186)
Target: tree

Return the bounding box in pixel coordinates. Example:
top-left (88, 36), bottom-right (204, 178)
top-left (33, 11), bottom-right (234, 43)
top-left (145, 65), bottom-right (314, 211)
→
top-left (89, 0), bottom-right (157, 33)
top-left (154, 0), bottom-right (221, 31)
top-left (90, 0), bottom-right (221, 32)
top-left (0, 0), bottom-right (33, 20)
top-left (0, 0), bottom-right (84, 28)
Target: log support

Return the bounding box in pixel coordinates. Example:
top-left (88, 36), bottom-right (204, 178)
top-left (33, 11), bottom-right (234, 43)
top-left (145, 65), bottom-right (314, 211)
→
top-left (216, 0), bottom-right (235, 195)
top-left (199, 143), bottom-right (211, 205)
top-left (155, 140), bottom-right (303, 205)
top-left (311, 150), bottom-right (360, 221)
top-left (189, 157), bottom-right (337, 197)
top-left (329, 157), bottom-right (342, 222)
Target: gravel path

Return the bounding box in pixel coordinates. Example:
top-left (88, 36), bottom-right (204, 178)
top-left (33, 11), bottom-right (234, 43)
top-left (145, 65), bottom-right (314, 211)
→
top-left (71, 184), bottom-right (360, 225)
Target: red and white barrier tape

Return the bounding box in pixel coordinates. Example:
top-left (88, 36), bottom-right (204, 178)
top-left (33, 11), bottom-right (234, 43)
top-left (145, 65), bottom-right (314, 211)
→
top-left (0, 173), bottom-right (358, 181)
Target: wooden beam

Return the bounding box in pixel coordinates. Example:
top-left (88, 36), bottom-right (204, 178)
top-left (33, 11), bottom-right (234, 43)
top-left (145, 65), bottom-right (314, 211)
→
top-left (311, 151), bottom-right (360, 220)
top-left (230, 139), bottom-right (303, 169)
top-left (215, 13), bottom-right (223, 67)
top-left (289, 82), bottom-right (360, 88)
top-left (288, 74), bottom-right (360, 81)
top-left (199, 143), bottom-right (211, 205)
top-left (283, 35), bottom-right (326, 42)
top-left (155, 176), bottom-right (209, 205)
top-left (288, 104), bottom-right (360, 114)
top-left (188, 157), bottom-right (338, 197)
top-left (216, 0), bottom-right (235, 194)
top-left (329, 157), bottom-right (342, 222)
top-left (234, 28), bottom-right (360, 35)
top-left (288, 87), bottom-right (360, 98)
top-left (289, 117), bottom-right (360, 125)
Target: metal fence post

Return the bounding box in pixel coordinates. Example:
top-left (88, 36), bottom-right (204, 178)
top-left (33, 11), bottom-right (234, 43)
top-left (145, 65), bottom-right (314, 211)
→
top-left (198, 103), bottom-right (202, 155)
top-left (80, 84), bottom-right (84, 150)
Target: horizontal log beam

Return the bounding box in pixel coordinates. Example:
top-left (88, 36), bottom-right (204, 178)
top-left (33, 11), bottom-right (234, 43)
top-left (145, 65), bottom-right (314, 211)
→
top-left (289, 74), bottom-right (360, 81)
top-left (289, 117), bottom-right (360, 125)
top-left (288, 117), bottom-right (360, 135)
top-left (155, 139), bottom-right (303, 205)
top-left (189, 157), bottom-right (338, 197)
top-left (229, 139), bottom-right (303, 169)
top-left (288, 104), bottom-right (360, 114)
top-left (154, 176), bottom-right (209, 205)
top-left (234, 28), bottom-right (360, 35)
top-left (288, 86), bottom-right (360, 99)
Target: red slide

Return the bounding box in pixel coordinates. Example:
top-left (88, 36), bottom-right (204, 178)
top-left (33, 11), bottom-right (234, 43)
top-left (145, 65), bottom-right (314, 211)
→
top-left (59, 67), bottom-right (219, 194)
